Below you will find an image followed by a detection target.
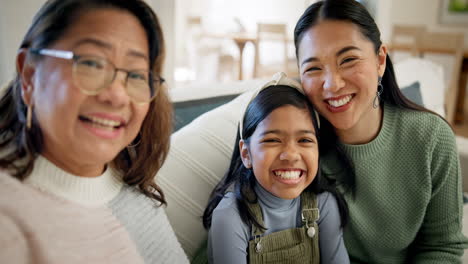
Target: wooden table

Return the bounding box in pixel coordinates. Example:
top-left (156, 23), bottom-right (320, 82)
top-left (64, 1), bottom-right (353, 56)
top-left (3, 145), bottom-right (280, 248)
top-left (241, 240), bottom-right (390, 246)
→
top-left (202, 33), bottom-right (257, 80)
top-left (202, 33), bottom-right (294, 80)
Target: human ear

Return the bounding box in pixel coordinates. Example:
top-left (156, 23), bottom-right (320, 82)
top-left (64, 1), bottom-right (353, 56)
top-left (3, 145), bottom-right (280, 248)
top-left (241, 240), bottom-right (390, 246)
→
top-left (377, 45), bottom-right (387, 77)
top-left (239, 139), bottom-right (252, 168)
top-left (16, 48), bottom-right (36, 105)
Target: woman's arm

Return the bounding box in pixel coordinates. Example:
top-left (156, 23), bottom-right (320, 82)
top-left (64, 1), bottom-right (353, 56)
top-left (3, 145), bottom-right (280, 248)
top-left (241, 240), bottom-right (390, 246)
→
top-left (208, 194), bottom-right (250, 264)
top-left (317, 192), bottom-right (350, 264)
top-left (410, 120), bottom-right (468, 263)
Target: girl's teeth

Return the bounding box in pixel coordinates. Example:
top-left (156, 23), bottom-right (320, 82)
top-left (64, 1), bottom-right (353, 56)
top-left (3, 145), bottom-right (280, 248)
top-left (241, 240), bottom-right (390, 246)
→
top-left (327, 95), bottom-right (352, 107)
top-left (274, 171), bottom-right (301, 179)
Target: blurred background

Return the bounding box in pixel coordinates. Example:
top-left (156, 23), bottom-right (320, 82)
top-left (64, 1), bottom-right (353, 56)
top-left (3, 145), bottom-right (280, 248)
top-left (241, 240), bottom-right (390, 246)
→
top-left (1, 0), bottom-right (468, 133)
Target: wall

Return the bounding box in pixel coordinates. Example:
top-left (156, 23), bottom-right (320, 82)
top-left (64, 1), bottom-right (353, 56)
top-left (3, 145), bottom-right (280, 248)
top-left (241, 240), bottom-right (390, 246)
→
top-left (146, 0), bottom-right (176, 88)
top-left (205, 0), bottom-right (306, 34)
top-left (173, 0), bottom-right (309, 83)
top-left (375, 0), bottom-right (393, 43)
top-left (3, 0), bottom-right (468, 86)
top-left (0, 0), bottom-right (176, 88)
top-left (0, 0), bottom-right (45, 85)
top-left (174, 0), bottom-right (210, 67)
top-left (0, 10), bottom-right (5, 86)
top-left (389, 0), bottom-right (468, 47)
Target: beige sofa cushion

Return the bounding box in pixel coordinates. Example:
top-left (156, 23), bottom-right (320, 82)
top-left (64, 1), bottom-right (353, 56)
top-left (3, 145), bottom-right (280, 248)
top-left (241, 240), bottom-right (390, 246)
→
top-left (157, 91), bottom-right (253, 257)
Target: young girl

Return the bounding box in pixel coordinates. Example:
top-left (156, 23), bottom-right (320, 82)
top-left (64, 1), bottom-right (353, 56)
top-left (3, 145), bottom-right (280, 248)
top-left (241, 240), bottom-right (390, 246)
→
top-left (202, 72), bottom-right (349, 264)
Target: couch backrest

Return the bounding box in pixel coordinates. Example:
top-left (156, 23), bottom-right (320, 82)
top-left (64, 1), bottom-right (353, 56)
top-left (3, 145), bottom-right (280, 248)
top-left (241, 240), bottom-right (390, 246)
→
top-left (393, 57), bottom-right (445, 117)
top-left (157, 58), bottom-right (447, 257)
top-left (157, 91), bottom-right (254, 257)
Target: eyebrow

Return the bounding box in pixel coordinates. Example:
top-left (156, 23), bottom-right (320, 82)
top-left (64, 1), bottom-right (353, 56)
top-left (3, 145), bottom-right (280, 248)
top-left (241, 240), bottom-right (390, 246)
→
top-left (72, 38), bottom-right (148, 61)
top-left (300, 45), bottom-right (361, 67)
top-left (260, 129), bottom-right (316, 136)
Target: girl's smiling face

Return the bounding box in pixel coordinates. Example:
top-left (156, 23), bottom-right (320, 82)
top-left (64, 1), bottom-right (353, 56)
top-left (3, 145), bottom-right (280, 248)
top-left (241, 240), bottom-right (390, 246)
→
top-left (240, 105), bottom-right (318, 199)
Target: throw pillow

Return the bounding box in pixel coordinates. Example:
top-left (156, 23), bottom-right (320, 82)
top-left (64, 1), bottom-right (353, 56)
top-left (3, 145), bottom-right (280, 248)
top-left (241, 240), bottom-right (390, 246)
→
top-left (173, 94), bottom-right (239, 131)
top-left (401, 81), bottom-right (423, 107)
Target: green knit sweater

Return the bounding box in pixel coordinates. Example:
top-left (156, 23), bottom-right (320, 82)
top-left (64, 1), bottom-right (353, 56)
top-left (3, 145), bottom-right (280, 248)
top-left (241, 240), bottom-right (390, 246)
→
top-left (322, 103), bottom-right (468, 264)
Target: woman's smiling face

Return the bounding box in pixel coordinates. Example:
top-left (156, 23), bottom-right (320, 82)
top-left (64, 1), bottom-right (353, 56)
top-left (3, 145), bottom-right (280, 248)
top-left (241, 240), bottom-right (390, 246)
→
top-left (297, 20), bottom-right (386, 136)
top-left (26, 8), bottom-right (150, 176)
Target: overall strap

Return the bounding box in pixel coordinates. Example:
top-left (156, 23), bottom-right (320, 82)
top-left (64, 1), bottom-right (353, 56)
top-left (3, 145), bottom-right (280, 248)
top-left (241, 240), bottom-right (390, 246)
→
top-left (243, 186), bottom-right (266, 238)
top-left (247, 199), bottom-right (266, 237)
top-left (300, 191), bottom-right (319, 224)
top-left (300, 191), bottom-right (320, 264)
top-left (247, 191), bottom-right (321, 264)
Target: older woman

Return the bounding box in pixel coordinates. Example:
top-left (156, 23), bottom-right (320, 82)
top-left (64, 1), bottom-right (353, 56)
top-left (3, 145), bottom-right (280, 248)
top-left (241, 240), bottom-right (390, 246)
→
top-left (294, 0), bottom-right (468, 263)
top-left (0, 0), bottom-right (188, 263)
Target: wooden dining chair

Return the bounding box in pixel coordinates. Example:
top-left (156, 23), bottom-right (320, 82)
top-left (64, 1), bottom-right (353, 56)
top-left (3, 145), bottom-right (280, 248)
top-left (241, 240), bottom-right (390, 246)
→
top-left (418, 31), bottom-right (464, 124)
top-left (389, 24), bottom-right (426, 57)
top-left (253, 23), bottom-right (297, 78)
top-left (185, 16), bottom-right (236, 82)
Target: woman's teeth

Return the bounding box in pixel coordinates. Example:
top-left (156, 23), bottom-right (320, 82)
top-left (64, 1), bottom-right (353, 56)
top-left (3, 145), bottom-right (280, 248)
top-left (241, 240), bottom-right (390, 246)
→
top-left (81, 116), bottom-right (122, 129)
top-left (90, 122), bottom-right (116, 131)
top-left (274, 170), bottom-right (302, 179)
top-left (327, 95), bottom-right (353, 107)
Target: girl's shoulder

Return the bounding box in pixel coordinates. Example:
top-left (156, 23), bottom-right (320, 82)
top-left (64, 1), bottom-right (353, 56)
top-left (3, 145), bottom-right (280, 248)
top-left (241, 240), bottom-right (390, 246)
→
top-left (317, 191), bottom-right (337, 212)
top-left (212, 192), bottom-right (240, 216)
top-left (315, 191), bottom-right (342, 226)
top-left (210, 192), bottom-right (250, 238)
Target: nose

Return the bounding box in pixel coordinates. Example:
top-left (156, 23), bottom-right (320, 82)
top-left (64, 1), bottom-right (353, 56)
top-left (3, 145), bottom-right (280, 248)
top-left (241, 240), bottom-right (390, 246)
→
top-left (96, 71), bottom-right (131, 107)
top-left (323, 69), bottom-right (345, 93)
top-left (279, 143), bottom-right (300, 162)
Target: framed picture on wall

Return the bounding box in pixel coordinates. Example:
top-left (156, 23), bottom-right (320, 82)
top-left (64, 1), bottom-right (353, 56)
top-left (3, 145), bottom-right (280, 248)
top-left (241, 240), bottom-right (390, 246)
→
top-left (439, 0), bottom-right (468, 25)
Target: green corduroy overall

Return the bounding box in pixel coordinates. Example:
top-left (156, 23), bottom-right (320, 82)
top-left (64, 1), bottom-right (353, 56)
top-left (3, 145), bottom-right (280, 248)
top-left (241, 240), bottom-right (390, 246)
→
top-left (247, 191), bottom-right (320, 264)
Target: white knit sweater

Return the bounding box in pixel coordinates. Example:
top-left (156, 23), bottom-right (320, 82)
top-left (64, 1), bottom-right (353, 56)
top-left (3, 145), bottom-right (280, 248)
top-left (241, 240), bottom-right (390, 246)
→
top-left (0, 156), bottom-right (189, 264)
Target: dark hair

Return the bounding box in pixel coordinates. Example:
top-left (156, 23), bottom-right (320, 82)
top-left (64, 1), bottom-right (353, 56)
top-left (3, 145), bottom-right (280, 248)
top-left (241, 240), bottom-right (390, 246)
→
top-left (203, 86), bottom-right (348, 230)
top-left (0, 0), bottom-right (172, 205)
top-left (293, 0), bottom-right (439, 192)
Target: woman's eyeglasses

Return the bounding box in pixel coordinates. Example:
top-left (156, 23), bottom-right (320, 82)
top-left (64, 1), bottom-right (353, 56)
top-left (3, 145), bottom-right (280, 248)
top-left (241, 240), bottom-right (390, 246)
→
top-left (30, 49), bottom-right (164, 104)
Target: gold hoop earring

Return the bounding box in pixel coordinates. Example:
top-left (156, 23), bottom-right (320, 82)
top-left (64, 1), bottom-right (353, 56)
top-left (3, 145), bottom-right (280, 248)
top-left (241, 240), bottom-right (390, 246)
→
top-left (26, 104), bottom-right (33, 130)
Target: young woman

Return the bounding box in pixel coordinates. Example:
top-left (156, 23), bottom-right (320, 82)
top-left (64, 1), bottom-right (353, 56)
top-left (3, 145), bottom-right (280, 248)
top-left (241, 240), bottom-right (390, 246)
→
top-left (203, 73), bottom-right (349, 263)
top-left (0, 0), bottom-right (188, 263)
top-left (294, 0), bottom-right (468, 263)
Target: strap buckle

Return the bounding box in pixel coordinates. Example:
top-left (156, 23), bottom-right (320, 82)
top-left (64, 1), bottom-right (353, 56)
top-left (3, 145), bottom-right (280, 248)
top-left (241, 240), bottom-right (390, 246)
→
top-left (301, 208), bottom-right (320, 228)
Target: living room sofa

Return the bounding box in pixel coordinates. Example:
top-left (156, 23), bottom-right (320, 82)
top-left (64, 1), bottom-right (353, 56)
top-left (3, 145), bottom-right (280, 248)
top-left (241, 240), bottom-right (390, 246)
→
top-left (157, 58), bottom-right (468, 258)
